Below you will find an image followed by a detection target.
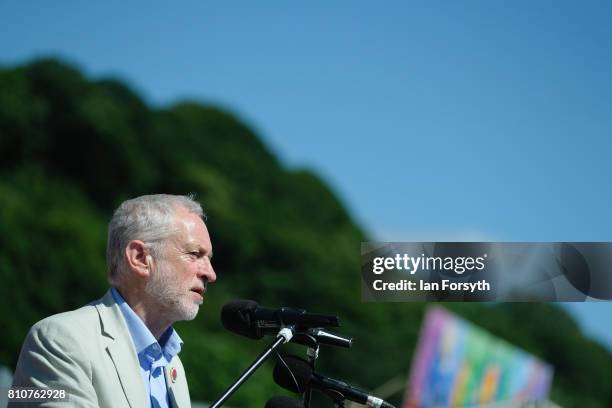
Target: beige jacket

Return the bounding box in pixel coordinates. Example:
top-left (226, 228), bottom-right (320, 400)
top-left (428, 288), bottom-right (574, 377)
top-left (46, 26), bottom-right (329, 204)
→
top-left (11, 290), bottom-right (191, 408)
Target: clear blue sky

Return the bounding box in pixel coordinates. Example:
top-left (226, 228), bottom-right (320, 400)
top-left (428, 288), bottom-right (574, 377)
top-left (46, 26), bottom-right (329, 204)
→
top-left (2, 1), bottom-right (611, 350)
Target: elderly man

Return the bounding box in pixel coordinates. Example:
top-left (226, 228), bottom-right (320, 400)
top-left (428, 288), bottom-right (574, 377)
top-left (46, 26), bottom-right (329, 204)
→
top-left (11, 194), bottom-right (216, 408)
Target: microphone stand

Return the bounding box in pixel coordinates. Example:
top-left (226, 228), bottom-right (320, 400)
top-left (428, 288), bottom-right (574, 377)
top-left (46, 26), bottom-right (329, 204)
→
top-left (290, 332), bottom-right (319, 408)
top-left (304, 343), bottom-right (319, 408)
top-left (210, 327), bottom-right (294, 408)
top-left (323, 390), bottom-right (347, 408)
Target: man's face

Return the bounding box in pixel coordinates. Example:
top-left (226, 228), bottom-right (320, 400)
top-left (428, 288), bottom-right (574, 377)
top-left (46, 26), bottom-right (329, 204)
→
top-left (145, 207), bottom-right (216, 322)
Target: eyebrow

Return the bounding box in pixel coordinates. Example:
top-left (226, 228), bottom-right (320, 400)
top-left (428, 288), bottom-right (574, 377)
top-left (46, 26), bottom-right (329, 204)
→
top-left (185, 244), bottom-right (213, 258)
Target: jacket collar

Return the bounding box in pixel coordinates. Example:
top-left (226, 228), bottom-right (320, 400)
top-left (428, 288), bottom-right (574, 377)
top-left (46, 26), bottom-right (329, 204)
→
top-left (94, 289), bottom-right (149, 408)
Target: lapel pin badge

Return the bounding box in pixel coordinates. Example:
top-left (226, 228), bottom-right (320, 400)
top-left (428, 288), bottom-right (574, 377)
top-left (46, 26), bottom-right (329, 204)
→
top-left (170, 367), bottom-right (178, 383)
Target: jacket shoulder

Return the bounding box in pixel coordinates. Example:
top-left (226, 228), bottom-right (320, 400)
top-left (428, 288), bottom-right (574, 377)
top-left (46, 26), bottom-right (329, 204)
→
top-left (28, 295), bottom-right (106, 340)
top-left (11, 294), bottom-right (111, 406)
top-left (37, 303), bottom-right (98, 329)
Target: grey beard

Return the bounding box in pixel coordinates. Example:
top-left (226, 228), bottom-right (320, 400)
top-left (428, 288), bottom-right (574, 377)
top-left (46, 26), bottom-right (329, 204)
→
top-left (145, 261), bottom-right (201, 322)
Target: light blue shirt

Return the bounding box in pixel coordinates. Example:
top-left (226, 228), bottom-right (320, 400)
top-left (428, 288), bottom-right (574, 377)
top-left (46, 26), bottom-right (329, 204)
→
top-left (111, 288), bottom-right (183, 408)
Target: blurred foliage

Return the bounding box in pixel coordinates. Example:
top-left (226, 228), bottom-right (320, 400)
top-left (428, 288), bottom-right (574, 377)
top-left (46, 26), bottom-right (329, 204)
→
top-left (0, 58), bottom-right (611, 407)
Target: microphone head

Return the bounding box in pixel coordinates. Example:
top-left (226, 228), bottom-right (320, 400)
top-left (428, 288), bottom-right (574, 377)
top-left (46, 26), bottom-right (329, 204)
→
top-left (273, 355), bottom-right (312, 394)
top-left (221, 299), bottom-right (262, 339)
top-left (264, 396), bottom-right (304, 408)
top-left (307, 328), bottom-right (353, 348)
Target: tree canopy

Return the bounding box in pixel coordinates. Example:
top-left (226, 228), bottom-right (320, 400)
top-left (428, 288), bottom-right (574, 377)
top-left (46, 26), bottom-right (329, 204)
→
top-left (0, 59), bottom-right (610, 407)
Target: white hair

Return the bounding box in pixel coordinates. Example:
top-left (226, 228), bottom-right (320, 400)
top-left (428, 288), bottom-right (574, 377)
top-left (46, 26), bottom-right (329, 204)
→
top-left (106, 194), bottom-right (205, 285)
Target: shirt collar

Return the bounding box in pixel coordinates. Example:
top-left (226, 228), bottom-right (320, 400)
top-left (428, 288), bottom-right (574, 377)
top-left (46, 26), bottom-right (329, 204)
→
top-left (111, 287), bottom-right (183, 361)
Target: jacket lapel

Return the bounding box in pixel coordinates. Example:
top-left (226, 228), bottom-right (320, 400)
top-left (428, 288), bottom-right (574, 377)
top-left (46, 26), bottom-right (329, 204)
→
top-left (95, 290), bottom-right (148, 408)
top-left (165, 366), bottom-right (179, 408)
top-left (164, 358), bottom-right (191, 408)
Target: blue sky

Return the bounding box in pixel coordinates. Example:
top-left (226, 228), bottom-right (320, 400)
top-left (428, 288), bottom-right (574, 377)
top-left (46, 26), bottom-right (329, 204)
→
top-left (2, 1), bottom-right (612, 350)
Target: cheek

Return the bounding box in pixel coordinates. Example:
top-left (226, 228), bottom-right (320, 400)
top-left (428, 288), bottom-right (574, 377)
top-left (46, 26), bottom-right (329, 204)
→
top-left (163, 259), bottom-right (192, 282)
top-left (183, 260), bottom-right (200, 276)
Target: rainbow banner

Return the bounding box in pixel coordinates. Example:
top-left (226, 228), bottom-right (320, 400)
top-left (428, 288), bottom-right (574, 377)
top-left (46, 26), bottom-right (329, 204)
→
top-left (403, 308), bottom-right (553, 407)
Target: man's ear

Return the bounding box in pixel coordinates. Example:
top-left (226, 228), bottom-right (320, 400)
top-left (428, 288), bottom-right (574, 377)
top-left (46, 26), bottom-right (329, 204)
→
top-left (125, 240), bottom-right (152, 278)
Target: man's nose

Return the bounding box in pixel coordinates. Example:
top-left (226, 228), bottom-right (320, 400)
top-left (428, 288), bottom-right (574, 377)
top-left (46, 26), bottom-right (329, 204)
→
top-left (198, 258), bottom-right (216, 283)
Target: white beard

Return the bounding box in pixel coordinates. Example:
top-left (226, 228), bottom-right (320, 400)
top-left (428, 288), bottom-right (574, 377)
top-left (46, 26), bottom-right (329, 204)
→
top-left (145, 260), bottom-right (201, 322)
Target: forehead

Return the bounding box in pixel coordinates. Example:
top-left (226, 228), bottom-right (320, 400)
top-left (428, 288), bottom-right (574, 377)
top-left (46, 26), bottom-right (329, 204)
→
top-left (171, 207), bottom-right (211, 249)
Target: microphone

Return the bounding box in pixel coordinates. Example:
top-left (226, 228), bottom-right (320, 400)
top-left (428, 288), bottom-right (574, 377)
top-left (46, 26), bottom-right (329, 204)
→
top-left (264, 396), bottom-right (304, 408)
top-left (221, 300), bottom-right (340, 339)
top-left (293, 328), bottom-right (352, 348)
top-left (273, 355), bottom-right (396, 408)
